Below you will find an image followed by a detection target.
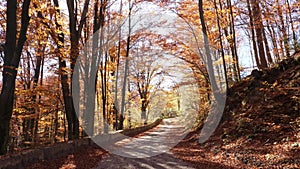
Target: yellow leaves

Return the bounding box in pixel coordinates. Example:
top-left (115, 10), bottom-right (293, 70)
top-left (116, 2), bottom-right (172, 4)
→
top-left (106, 61), bottom-right (117, 72)
top-left (56, 19), bottom-right (64, 27)
top-left (214, 55), bottom-right (232, 65)
top-left (39, 3), bottom-right (47, 10)
top-left (14, 108), bottom-right (27, 115)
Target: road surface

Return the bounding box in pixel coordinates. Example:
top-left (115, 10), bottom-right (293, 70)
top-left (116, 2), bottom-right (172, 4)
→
top-left (93, 118), bottom-right (196, 169)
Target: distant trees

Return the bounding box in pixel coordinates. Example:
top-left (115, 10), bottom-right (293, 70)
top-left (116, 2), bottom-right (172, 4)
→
top-left (240, 0), bottom-right (299, 68)
top-left (129, 37), bottom-right (165, 124)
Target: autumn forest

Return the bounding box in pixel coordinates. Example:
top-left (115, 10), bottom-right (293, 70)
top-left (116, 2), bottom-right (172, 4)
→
top-left (0, 0), bottom-right (299, 168)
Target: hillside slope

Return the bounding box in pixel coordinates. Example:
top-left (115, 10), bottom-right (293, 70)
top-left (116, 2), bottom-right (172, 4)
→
top-left (172, 53), bottom-right (300, 169)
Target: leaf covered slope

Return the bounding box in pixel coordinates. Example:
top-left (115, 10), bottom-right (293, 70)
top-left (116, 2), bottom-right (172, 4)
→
top-left (173, 52), bottom-right (300, 169)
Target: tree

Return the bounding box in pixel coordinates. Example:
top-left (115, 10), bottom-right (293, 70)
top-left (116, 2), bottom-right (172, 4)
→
top-left (17, 4), bottom-right (48, 144)
top-left (213, 0), bottom-right (229, 91)
top-left (0, 0), bottom-right (31, 155)
top-left (226, 0), bottom-right (241, 81)
top-left (118, 0), bottom-right (134, 130)
top-left (80, 0), bottom-right (108, 135)
top-left (51, 0), bottom-right (77, 141)
top-left (251, 0), bottom-right (268, 69)
top-left (129, 38), bottom-right (164, 124)
top-left (276, 0), bottom-right (290, 58)
top-left (198, 0), bottom-right (219, 96)
top-left (245, 0), bottom-right (261, 69)
top-left (286, 0), bottom-right (299, 52)
top-left (66, 0), bottom-right (91, 139)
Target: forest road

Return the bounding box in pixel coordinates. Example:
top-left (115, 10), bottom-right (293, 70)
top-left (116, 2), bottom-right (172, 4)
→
top-left (93, 118), bottom-right (196, 169)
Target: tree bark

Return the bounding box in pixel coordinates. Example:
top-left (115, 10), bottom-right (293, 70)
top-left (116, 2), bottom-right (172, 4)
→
top-left (227, 0), bottom-right (240, 81)
top-left (276, 0), bottom-right (290, 57)
top-left (198, 0), bottom-right (219, 95)
top-left (119, 0), bottom-right (133, 130)
top-left (251, 0), bottom-right (268, 69)
top-left (66, 0), bottom-right (90, 139)
top-left (286, 0), bottom-right (298, 52)
top-left (0, 0), bottom-right (31, 155)
top-left (214, 0), bottom-right (229, 91)
top-left (246, 0), bottom-right (261, 69)
top-left (262, 27), bottom-right (273, 65)
top-left (52, 0), bottom-right (77, 140)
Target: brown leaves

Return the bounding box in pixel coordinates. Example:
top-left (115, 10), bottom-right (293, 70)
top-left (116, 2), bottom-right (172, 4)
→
top-left (172, 58), bottom-right (300, 169)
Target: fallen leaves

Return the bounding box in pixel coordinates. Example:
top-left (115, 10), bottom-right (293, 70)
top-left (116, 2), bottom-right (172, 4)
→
top-left (172, 57), bottom-right (300, 168)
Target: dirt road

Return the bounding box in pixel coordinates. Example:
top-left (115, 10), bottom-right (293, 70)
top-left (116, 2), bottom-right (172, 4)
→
top-left (93, 118), bottom-right (196, 169)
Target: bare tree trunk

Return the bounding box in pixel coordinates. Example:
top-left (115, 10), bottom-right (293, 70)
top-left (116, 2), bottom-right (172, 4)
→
top-left (214, 0), bottom-right (229, 91)
top-left (31, 45), bottom-right (45, 145)
top-left (286, 0), bottom-right (298, 52)
top-left (100, 51), bottom-right (108, 133)
top-left (119, 0), bottom-right (133, 130)
top-left (82, 0), bottom-right (106, 136)
top-left (251, 0), bottom-right (268, 69)
top-left (276, 0), bottom-right (290, 57)
top-left (262, 27), bottom-right (273, 65)
top-left (114, 0), bottom-right (123, 130)
top-left (265, 11), bottom-right (280, 62)
top-left (227, 0), bottom-right (240, 81)
top-left (21, 51), bottom-right (35, 144)
top-left (246, 0), bottom-right (261, 69)
top-left (198, 0), bottom-right (219, 95)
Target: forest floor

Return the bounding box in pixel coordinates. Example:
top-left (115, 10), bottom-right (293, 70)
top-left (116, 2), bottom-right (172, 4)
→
top-left (26, 54), bottom-right (300, 169)
top-left (173, 53), bottom-right (300, 168)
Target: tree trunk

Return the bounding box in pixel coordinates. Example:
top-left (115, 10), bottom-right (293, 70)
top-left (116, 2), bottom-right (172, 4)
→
top-left (53, 0), bottom-right (77, 140)
top-left (214, 0), bottom-right (229, 91)
top-left (246, 0), bottom-right (261, 69)
top-left (114, 0), bottom-right (123, 131)
top-left (265, 10), bottom-right (280, 62)
top-left (66, 0), bottom-right (90, 139)
top-left (251, 0), bottom-right (268, 69)
top-left (198, 0), bottom-right (219, 95)
top-left (119, 0), bottom-right (132, 130)
top-left (262, 27), bottom-right (273, 65)
top-left (141, 100), bottom-right (147, 120)
top-left (227, 0), bottom-right (240, 81)
top-left (276, 0), bottom-right (290, 57)
top-left (58, 48), bottom-right (76, 140)
top-left (0, 0), bottom-right (31, 155)
top-left (82, 0), bottom-right (103, 136)
top-left (286, 0), bottom-right (298, 52)
top-left (31, 43), bottom-right (45, 144)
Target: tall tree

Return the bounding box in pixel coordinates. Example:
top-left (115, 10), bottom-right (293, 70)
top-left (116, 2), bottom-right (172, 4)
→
top-left (286, 0), bottom-right (298, 52)
top-left (66, 0), bottom-right (90, 139)
top-left (119, 0), bottom-right (133, 130)
top-left (81, 0), bottom-right (108, 136)
top-left (213, 0), bottom-right (229, 91)
top-left (52, 0), bottom-right (78, 140)
top-left (246, 0), bottom-right (261, 69)
top-left (130, 39), bottom-right (164, 124)
top-left (226, 0), bottom-right (241, 81)
top-left (198, 0), bottom-right (219, 95)
top-left (276, 0), bottom-right (290, 58)
top-left (251, 0), bottom-right (268, 69)
top-left (0, 0), bottom-right (31, 155)
top-left (113, 0), bottom-right (124, 130)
